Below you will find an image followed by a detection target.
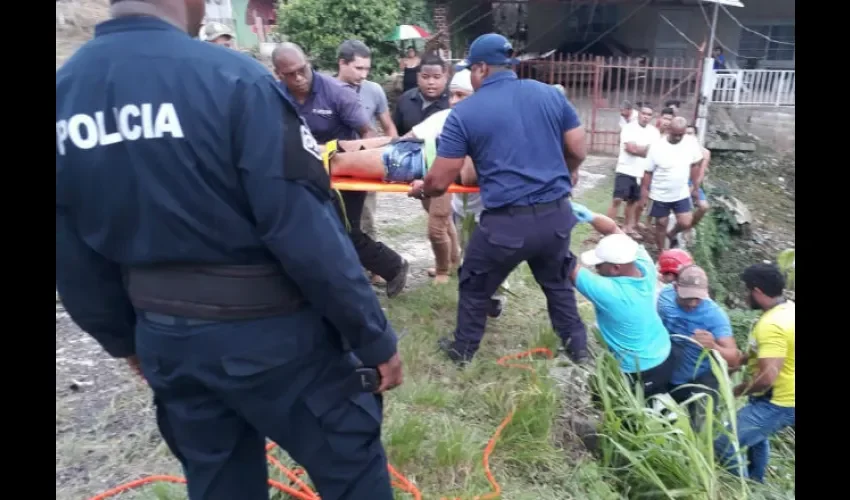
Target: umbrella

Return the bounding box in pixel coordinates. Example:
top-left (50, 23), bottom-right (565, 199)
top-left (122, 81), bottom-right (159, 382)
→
top-left (386, 24), bottom-right (431, 41)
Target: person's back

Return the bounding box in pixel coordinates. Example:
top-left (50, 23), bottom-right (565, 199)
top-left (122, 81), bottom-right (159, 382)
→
top-left (451, 77), bottom-right (572, 208)
top-left (57, 11), bottom-right (399, 500)
top-left (577, 245), bottom-right (671, 373)
top-left (57, 19), bottom-right (276, 267)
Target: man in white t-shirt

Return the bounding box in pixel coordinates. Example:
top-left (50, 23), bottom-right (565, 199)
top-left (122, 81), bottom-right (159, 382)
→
top-left (641, 116), bottom-right (703, 251)
top-left (607, 105), bottom-right (659, 236)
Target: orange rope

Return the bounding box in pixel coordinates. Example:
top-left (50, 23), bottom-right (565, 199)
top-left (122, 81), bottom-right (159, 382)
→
top-left (87, 348), bottom-right (552, 500)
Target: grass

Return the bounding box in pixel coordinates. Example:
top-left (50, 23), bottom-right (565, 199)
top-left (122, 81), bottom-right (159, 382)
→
top-left (56, 175), bottom-right (794, 500)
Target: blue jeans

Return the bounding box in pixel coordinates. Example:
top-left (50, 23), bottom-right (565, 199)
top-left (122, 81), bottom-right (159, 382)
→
top-left (714, 397), bottom-right (795, 483)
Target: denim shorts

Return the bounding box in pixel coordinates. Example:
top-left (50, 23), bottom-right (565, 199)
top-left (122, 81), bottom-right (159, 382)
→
top-left (688, 180), bottom-right (707, 201)
top-left (381, 141), bottom-right (425, 182)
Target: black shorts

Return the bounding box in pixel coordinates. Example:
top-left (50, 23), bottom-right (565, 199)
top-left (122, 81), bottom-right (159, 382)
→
top-left (649, 197), bottom-right (693, 218)
top-left (625, 352), bottom-right (674, 399)
top-left (613, 173), bottom-right (641, 202)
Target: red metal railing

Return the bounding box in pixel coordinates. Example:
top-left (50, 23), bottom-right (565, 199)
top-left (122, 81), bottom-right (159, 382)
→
top-left (517, 51), bottom-right (704, 155)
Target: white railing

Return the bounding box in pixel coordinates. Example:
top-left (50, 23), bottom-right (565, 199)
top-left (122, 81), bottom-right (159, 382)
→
top-left (711, 69), bottom-right (795, 107)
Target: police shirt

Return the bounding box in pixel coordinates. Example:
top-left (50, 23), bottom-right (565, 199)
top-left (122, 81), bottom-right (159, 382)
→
top-left (56, 16), bottom-right (397, 366)
top-left (437, 71), bottom-right (580, 209)
top-left (281, 70), bottom-right (370, 144)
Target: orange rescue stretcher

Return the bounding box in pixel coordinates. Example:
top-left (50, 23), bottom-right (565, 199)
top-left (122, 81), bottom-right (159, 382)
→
top-left (331, 176), bottom-right (479, 194)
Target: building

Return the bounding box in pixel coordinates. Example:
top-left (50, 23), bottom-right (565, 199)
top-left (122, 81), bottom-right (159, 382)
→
top-left (518, 0), bottom-right (794, 69)
top-left (203, 0), bottom-right (278, 49)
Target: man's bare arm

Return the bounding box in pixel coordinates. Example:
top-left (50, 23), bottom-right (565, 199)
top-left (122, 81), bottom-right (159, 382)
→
top-left (563, 127), bottom-right (587, 175)
top-left (624, 142), bottom-right (649, 158)
top-left (423, 157), bottom-right (465, 196)
top-left (459, 157), bottom-right (477, 185)
top-left (640, 171), bottom-right (653, 203)
top-left (734, 357), bottom-right (785, 397)
top-left (567, 211), bottom-right (623, 282)
top-left (378, 111), bottom-right (399, 138)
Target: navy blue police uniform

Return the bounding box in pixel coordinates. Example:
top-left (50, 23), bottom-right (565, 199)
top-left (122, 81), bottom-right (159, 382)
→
top-left (56, 16), bottom-right (396, 500)
top-left (436, 34), bottom-right (588, 363)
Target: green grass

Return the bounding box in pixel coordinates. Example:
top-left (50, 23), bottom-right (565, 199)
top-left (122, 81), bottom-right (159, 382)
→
top-left (114, 176), bottom-right (794, 500)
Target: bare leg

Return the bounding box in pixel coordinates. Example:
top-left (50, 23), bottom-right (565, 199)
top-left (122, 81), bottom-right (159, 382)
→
top-left (623, 200), bottom-right (639, 234)
top-left (606, 198), bottom-right (623, 221)
top-left (427, 193), bottom-right (454, 284)
top-left (655, 216), bottom-right (669, 251)
top-left (668, 212), bottom-right (694, 242)
top-left (330, 150), bottom-right (386, 180)
top-left (692, 200), bottom-right (710, 228)
top-left (338, 137), bottom-right (393, 151)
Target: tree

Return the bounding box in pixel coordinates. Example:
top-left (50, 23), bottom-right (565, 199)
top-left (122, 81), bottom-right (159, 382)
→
top-left (277, 0), bottom-right (404, 78)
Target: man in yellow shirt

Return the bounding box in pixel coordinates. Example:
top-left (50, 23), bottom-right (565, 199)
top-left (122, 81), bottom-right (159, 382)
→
top-left (712, 263), bottom-right (795, 483)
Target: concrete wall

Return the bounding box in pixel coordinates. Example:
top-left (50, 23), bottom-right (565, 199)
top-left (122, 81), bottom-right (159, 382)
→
top-left (718, 106), bottom-right (796, 151)
top-left (525, 0), bottom-right (794, 67)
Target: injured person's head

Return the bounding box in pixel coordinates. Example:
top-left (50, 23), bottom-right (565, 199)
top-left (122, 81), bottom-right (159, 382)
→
top-left (449, 69), bottom-right (474, 107)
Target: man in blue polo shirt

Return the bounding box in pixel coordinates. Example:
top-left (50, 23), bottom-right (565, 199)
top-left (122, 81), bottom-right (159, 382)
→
top-left (274, 43), bottom-right (409, 297)
top-left (410, 33), bottom-right (589, 364)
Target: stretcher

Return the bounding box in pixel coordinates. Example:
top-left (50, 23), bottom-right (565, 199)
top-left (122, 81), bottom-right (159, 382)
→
top-left (331, 176), bottom-right (479, 194)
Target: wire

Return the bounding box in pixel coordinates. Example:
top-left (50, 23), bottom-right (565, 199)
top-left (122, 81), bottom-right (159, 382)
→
top-left (719, 4), bottom-right (795, 46)
top-left (697, 2), bottom-right (742, 58)
top-left (574, 0), bottom-right (653, 54)
top-left (659, 14), bottom-right (702, 51)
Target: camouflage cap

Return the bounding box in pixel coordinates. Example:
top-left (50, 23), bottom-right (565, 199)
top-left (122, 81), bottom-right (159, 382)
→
top-left (201, 22), bottom-right (234, 42)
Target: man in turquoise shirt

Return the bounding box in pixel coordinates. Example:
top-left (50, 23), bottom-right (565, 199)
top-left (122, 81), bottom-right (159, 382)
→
top-left (568, 203), bottom-right (673, 397)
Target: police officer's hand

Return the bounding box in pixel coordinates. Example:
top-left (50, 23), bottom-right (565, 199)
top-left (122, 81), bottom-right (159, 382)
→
top-left (407, 180), bottom-right (426, 200)
top-left (376, 353), bottom-right (404, 393)
top-left (570, 202), bottom-right (594, 223)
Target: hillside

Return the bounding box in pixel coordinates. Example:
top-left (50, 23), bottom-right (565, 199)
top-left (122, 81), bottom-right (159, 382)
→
top-left (56, 0), bottom-right (109, 69)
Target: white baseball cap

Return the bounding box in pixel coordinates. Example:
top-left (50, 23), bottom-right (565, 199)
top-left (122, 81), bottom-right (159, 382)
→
top-left (450, 69), bottom-right (473, 93)
top-left (580, 233), bottom-right (639, 267)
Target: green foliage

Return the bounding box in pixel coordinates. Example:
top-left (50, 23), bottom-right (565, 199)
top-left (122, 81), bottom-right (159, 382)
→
top-left (725, 308), bottom-right (760, 350)
top-left (398, 0), bottom-right (433, 29)
top-left (277, 0), bottom-right (405, 77)
top-left (777, 248), bottom-right (795, 290)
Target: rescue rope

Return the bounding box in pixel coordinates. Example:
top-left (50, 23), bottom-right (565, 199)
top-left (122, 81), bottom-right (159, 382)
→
top-left (86, 347), bottom-right (554, 500)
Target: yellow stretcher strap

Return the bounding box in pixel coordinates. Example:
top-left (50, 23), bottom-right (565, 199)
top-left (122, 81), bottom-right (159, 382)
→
top-left (322, 139), bottom-right (338, 174)
top-left (423, 137), bottom-right (437, 173)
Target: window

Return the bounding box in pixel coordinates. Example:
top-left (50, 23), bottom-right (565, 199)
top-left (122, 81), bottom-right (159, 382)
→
top-left (565, 5), bottom-right (619, 41)
top-left (737, 23), bottom-right (795, 63)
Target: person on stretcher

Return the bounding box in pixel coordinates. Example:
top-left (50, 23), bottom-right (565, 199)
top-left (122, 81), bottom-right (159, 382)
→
top-left (322, 70), bottom-right (477, 187)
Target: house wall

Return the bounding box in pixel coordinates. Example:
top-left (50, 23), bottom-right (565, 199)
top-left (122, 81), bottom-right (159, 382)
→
top-left (230, 0), bottom-right (259, 48)
top-left (525, 0), bottom-right (794, 67)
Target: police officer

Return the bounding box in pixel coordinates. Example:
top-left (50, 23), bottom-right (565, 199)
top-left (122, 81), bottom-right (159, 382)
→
top-left (56, 2), bottom-right (402, 499)
top-left (409, 33), bottom-right (589, 365)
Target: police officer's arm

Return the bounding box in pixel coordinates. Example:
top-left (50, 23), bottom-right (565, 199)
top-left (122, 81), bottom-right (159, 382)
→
top-left (422, 112), bottom-right (468, 197)
top-left (561, 98), bottom-right (587, 174)
top-left (336, 86), bottom-right (377, 138)
top-left (235, 77), bottom-right (397, 368)
top-left (56, 209), bottom-right (137, 358)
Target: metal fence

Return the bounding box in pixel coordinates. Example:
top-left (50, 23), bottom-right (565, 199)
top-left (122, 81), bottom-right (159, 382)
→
top-left (711, 69), bottom-right (795, 107)
top-left (517, 52), bottom-right (704, 155)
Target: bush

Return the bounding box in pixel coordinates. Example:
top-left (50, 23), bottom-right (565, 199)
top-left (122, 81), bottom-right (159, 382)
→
top-left (277, 0), bottom-right (427, 78)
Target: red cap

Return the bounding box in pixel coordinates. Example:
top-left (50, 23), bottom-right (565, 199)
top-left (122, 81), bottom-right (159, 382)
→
top-left (658, 249), bottom-right (694, 275)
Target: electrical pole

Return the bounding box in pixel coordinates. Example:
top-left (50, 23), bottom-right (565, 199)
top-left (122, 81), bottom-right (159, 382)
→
top-left (695, 0), bottom-right (744, 147)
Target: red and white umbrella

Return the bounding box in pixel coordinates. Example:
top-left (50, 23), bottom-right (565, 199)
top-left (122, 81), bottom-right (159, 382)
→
top-left (386, 24), bottom-right (431, 41)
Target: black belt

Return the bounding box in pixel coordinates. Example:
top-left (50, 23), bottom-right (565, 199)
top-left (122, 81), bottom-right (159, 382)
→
top-left (484, 197), bottom-right (569, 216)
top-left (126, 264), bottom-right (306, 321)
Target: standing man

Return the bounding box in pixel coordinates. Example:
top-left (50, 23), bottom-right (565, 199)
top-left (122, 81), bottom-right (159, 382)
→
top-left (336, 39), bottom-right (399, 278)
top-left (686, 124), bottom-right (711, 229)
top-left (641, 116), bottom-right (703, 251)
top-left (57, 2), bottom-right (402, 499)
top-left (713, 264), bottom-right (794, 483)
top-left (200, 21), bottom-right (234, 48)
top-left (411, 33), bottom-right (588, 364)
top-left (274, 43), bottom-right (409, 296)
top-left (393, 54), bottom-right (450, 136)
top-left (655, 106), bottom-right (675, 135)
top-left (607, 104), bottom-right (659, 237)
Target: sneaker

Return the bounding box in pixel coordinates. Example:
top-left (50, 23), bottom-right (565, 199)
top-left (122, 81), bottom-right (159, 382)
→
top-left (557, 344), bottom-right (589, 365)
top-left (386, 260), bottom-right (409, 298)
